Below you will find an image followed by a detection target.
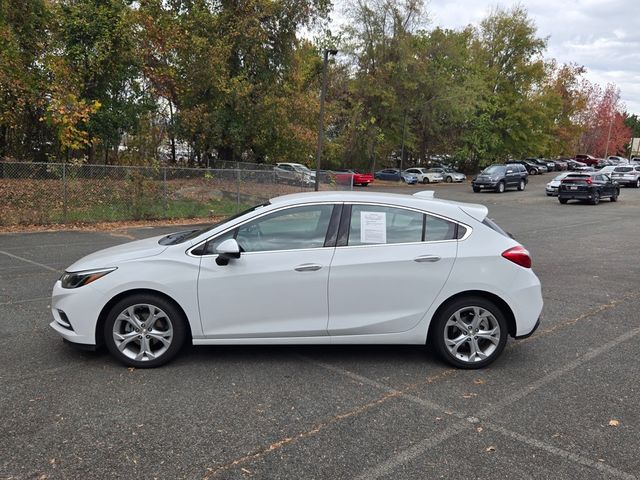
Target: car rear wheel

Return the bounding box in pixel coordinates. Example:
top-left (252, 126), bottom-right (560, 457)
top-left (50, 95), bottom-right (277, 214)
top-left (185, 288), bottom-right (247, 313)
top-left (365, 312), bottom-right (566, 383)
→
top-left (591, 191), bottom-right (600, 205)
top-left (423, 177), bottom-right (430, 184)
top-left (431, 297), bottom-right (508, 369)
top-left (495, 181), bottom-right (505, 193)
top-left (104, 294), bottom-right (187, 368)
top-left (446, 176), bottom-right (453, 183)
top-left (517, 179), bottom-right (526, 191)
top-left (559, 197), bottom-right (568, 204)
top-left (611, 190), bottom-right (619, 202)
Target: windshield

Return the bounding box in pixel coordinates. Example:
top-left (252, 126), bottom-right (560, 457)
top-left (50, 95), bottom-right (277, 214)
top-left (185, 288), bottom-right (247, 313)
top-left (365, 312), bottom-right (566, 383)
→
top-left (161, 202), bottom-right (270, 245)
top-left (482, 165), bottom-right (505, 174)
top-left (614, 166), bottom-right (632, 172)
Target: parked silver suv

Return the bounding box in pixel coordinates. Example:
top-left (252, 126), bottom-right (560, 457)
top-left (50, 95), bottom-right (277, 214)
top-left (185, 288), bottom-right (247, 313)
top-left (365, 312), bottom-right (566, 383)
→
top-left (611, 165), bottom-right (640, 188)
top-left (275, 162), bottom-right (316, 186)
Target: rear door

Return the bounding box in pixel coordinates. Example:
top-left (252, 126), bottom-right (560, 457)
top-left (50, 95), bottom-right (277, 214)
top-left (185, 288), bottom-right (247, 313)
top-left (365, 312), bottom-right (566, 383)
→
top-left (327, 204), bottom-right (458, 336)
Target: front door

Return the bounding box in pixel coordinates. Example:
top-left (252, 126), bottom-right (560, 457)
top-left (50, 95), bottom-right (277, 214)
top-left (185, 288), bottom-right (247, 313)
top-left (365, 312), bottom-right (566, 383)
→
top-left (197, 204), bottom-right (337, 338)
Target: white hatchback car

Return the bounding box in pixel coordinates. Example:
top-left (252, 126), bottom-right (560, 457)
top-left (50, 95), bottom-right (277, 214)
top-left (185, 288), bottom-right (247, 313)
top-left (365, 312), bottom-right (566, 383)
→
top-left (51, 191), bottom-right (543, 369)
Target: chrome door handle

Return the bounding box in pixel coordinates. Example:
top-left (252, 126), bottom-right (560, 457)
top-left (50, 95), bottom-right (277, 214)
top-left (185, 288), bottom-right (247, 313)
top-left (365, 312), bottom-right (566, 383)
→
top-left (294, 263), bottom-right (323, 272)
top-left (414, 255), bottom-right (441, 263)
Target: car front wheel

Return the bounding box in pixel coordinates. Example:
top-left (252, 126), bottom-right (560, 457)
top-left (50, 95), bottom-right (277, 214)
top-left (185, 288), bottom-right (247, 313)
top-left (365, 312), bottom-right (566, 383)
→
top-left (496, 181), bottom-right (505, 193)
top-left (104, 294), bottom-right (187, 368)
top-left (431, 297), bottom-right (508, 369)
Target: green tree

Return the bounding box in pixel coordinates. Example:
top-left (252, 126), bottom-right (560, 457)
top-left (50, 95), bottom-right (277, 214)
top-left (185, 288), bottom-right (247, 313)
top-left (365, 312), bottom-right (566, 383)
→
top-left (0, 0), bottom-right (50, 160)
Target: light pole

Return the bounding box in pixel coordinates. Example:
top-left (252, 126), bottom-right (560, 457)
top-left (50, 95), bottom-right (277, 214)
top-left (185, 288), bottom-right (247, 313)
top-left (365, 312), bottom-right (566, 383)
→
top-left (604, 112), bottom-right (614, 160)
top-left (315, 48), bottom-right (337, 191)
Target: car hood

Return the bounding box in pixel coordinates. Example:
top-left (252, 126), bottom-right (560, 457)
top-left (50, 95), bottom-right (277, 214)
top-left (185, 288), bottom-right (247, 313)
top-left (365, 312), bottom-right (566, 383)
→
top-left (66, 235), bottom-right (169, 272)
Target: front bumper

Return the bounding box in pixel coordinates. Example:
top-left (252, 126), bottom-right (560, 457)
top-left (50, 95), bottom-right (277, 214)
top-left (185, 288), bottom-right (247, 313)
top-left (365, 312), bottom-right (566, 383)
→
top-left (514, 317), bottom-right (541, 339)
top-left (546, 186), bottom-right (558, 195)
top-left (50, 280), bottom-right (102, 345)
top-left (473, 181), bottom-right (498, 188)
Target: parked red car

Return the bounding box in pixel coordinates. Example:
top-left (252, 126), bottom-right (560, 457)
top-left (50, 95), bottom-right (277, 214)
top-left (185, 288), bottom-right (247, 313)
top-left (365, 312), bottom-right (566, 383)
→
top-left (333, 169), bottom-right (374, 186)
top-left (574, 154), bottom-right (601, 167)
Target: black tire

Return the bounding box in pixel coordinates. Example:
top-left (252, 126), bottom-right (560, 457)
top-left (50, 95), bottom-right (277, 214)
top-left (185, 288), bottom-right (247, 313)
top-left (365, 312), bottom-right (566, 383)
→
top-left (546, 193), bottom-right (552, 196)
top-left (430, 296), bottom-right (508, 369)
top-left (530, 169), bottom-right (537, 175)
top-left (591, 191), bottom-right (600, 205)
top-left (559, 197), bottom-right (568, 204)
top-left (362, 182), bottom-right (368, 187)
top-left (423, 177), bottom-right (430, 184)
top-left (104, 294), bottom-right (188, 368)
top-left (635, 179), bottom-right (640, 188)
top-left (472, 186), bottom-right (481, 193)
top-left (495, 181), bottom-right (505, 193)
top-left (611, 190), bottom-right (619, 202)
top-left (446, 176), bottom-right (453, 183)
top-left (517, 179), bottom-right (526, 191)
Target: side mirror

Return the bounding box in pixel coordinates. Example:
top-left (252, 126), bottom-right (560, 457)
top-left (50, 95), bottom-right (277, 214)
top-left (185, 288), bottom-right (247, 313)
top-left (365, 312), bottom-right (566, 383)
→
top-left (215, 238), bottom-right (241, 266)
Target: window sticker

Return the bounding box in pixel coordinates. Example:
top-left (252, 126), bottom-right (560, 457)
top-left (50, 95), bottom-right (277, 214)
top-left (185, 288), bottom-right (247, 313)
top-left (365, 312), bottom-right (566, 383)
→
top-left (360, 211), bottom-right (386, 244)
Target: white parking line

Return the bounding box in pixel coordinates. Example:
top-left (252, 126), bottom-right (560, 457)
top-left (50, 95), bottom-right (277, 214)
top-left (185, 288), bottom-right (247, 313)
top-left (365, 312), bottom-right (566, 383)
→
top-left (304, 326), bottom-right (640, 480)
top-left (0, 296), bottom-right (50, 306)
top-left (0, 250), bottom-right (60, 273)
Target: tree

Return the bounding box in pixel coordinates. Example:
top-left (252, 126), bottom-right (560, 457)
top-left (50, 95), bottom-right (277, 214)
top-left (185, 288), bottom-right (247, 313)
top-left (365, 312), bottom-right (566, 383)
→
top-left (0, 0), bottom-right (50, 160)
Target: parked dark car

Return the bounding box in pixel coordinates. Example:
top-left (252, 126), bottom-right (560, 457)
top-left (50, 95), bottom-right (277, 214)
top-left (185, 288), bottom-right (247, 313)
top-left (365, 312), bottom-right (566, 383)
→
top-left (566, 160), bottom-right (592, 171)
top-left (506, 160), bottom-right (541, 175)
top-left (472, 164), bottom-right (528, 193)
top-left (526, 158), bottom-right (553, 173)
top-left (550, 159), bottom-right (568, 171)
top-left (374, 168), bottom-right (418, 184)
top-left (558, 173), bottom-right (620, 205)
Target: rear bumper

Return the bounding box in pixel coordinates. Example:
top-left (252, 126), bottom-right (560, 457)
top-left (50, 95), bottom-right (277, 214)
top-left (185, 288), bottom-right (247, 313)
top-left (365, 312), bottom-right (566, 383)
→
top-left (558, 190), bottom-right (594, 200)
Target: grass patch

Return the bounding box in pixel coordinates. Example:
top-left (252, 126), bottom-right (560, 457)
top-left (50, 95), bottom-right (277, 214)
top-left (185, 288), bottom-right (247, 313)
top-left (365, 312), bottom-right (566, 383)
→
top-left (52, 198), bottom-right (249, 223)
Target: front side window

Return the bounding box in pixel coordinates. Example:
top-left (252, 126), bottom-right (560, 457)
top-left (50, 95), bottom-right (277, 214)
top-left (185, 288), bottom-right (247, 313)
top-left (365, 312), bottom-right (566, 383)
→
top-left (212, 204), bottom-right (335, 253)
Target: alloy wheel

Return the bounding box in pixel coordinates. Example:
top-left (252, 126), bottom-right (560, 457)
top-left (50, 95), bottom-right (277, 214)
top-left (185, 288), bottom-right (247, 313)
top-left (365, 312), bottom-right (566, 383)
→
top-left (443, 306), bottom-right (501, 364)
top-left (113, 304), bottom-right (174, 362)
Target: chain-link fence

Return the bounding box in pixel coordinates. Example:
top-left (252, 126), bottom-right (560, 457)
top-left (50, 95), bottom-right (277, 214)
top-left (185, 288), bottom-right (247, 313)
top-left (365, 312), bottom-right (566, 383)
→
top-left (0, 162), bottom-right (354, 226)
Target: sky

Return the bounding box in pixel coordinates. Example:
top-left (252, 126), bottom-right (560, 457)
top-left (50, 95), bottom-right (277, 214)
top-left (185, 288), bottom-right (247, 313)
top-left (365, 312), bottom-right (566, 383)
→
top-left (332, 0), bottom-right (640, 115)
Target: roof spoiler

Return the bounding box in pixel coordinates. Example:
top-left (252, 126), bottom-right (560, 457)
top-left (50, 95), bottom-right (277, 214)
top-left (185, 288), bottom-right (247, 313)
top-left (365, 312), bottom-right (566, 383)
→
top-left (412, 191), bottom-right (435, 199)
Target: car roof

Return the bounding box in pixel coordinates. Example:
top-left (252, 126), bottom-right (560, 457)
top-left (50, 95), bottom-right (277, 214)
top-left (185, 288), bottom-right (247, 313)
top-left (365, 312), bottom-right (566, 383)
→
top-left (269, 190), bottom-right (488, 222)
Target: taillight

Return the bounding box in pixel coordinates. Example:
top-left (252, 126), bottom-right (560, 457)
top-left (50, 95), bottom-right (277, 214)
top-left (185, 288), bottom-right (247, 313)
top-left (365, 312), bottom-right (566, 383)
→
top-left (585, 177), bottom-right (592, 184)
top-left (502, 246), bottom-right (532, 268)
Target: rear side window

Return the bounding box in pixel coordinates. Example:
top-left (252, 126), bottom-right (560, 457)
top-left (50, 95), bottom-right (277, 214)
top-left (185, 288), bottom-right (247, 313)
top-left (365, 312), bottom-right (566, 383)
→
top-left (425, 214), bottom-right (458, 241)
top-left (347, 205), bottom-right (460, 245)
top-left (348, 205), bottom-right (423, 246)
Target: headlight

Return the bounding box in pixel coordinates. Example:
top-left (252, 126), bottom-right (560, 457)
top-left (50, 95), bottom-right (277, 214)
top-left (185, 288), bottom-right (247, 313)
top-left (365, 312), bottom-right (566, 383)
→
top-left (60, 267), bottom-right (117, 289)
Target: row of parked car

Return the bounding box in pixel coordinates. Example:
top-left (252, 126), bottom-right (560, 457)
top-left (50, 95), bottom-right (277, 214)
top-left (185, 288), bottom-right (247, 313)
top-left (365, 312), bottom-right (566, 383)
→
top-left (273, 163), bottom-right (467, 187)
top-left (373, 167), bottom-right (466, 184)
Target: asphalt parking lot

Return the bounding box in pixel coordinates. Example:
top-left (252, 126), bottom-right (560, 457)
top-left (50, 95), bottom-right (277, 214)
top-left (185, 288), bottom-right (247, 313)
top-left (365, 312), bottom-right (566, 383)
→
top-left (1, 174), bottom-right (639, 479)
